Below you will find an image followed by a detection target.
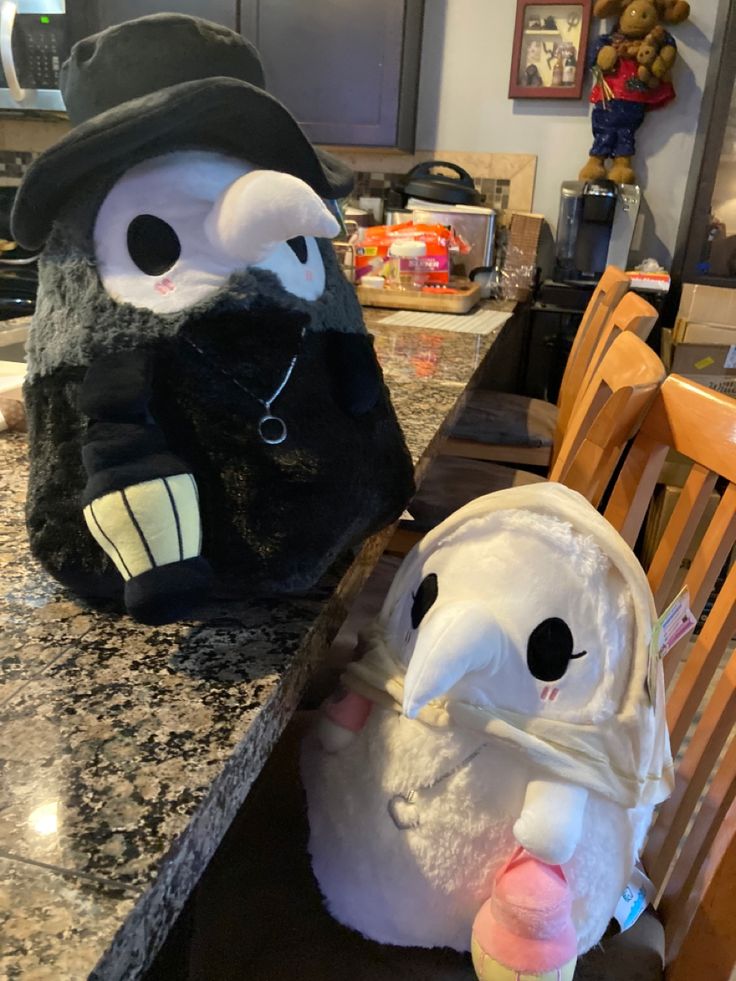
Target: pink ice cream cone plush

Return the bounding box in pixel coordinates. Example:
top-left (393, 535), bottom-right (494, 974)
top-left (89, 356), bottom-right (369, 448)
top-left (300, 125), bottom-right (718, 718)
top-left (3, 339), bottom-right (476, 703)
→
top-left (301, 484), bottom-right (674, 974)
top-left (472, 849), bottom-right (577, 981)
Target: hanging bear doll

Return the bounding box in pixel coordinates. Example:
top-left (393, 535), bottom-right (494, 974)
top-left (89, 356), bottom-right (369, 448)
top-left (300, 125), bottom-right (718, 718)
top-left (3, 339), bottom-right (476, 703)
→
top-left (579, 0), bottom-right (691, 185)
top-left (302, 484), bottom-right (674, 981)
top-left (11, 14), bottom-right (414, 625)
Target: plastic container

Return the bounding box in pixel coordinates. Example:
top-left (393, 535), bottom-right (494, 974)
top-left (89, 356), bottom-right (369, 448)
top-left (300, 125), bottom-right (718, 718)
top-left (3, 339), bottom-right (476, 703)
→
top-left (361, 275), bottom-right (385, 289)
top-left (388, 239), bottom-right (429, 290)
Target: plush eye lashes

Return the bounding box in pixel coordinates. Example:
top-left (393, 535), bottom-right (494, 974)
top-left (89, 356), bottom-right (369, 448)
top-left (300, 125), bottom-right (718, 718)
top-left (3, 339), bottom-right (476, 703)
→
top-left (411, 573), bottom-right (438, 629)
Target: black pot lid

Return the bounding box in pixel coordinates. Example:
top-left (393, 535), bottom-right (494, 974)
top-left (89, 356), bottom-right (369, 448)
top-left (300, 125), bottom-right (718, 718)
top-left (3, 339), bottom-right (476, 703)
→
top-left (402, 160), bottom-right (484, 206)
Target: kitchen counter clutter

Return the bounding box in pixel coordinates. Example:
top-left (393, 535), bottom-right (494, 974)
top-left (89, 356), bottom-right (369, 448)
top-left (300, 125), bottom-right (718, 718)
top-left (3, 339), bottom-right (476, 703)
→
top-left (0, 305), bottom-right (513, 980)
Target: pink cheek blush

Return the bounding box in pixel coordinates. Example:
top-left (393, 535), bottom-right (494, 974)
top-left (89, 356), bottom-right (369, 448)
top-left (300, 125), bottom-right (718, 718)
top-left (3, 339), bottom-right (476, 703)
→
top-left (540, 686), bottom-right (560, 702)
top-left (155, 277), bottom-right (176, 295)
top-left (305, 270), bottom-right (314, 281)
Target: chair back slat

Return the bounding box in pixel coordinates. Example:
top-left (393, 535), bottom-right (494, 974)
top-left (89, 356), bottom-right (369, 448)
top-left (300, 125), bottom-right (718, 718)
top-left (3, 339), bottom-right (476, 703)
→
top-left (550, 332), bottom-right (665, 505)
top-left (666, 558), bottom-right (736, 754)
top-left (662, 797), bottom-right (736, 979)
top-left (603, 432), bottom-right (669, 547)
top-left (660, 483), bottom-right (736, 693)
top-left (570, 290), bottom-right (658, 416)
top-left (646, 465), bottom-right (718, 612)
top-left (659, 735), bottom-right (736, 951)
top-left (553, 268), bottom-right (630, 457)
top-left (644, 643), bottom-right (736, 891)
top-left (640, 376), bottom-right (736, 483)
top-left (602, 373), bottom-right (736, 970)
top-left (676, 483), bottom-right (736, 624)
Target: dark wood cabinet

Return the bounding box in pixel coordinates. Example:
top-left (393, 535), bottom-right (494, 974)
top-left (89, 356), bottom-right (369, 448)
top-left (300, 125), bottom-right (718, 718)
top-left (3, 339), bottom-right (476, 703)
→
top-left (80, 0), bottom-right (424, 150)
top-left (88, 1), bottom-right (237, 32)
top-left (239, 0), bottom-right (424, 149)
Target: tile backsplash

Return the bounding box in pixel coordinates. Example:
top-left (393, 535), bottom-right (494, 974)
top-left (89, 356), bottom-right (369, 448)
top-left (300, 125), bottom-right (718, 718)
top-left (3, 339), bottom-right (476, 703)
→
top-left (0, 115), bottom-right (69, 186)
top-left (331, 150), bottom-right (537, 222)
top-left (0, 149), bottom-right (35, 179)
top-left (0, 117), bottom-right (537, 224)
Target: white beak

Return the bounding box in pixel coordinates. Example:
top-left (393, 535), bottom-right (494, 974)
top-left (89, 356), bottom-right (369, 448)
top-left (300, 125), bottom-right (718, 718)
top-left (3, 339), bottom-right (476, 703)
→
top-left (402, 602), bottom-right (510, 719)
top-left (204, 169), bottom-right (340, 266)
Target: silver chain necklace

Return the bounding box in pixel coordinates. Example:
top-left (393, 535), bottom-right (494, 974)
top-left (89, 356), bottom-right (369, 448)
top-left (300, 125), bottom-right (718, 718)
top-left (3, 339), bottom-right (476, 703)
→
top-left (184, 328), bottom-right (305, 445)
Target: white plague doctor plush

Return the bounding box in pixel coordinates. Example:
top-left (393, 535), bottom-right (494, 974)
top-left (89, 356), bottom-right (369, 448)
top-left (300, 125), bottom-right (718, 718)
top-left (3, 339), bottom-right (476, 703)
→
top-left (11, 14), bottom-right (414, 624)
top-left (301, 483), bottom-right (674, 980)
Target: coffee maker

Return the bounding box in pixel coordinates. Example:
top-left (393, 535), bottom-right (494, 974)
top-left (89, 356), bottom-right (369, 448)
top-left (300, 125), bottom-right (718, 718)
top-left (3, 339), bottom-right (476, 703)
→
top-left (554, 180), bottom-right (641, 282)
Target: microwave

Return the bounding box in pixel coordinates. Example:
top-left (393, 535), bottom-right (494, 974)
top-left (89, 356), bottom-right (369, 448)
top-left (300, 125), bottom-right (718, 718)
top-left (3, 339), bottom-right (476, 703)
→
top-left (0, 0), bottom-right (83, 111)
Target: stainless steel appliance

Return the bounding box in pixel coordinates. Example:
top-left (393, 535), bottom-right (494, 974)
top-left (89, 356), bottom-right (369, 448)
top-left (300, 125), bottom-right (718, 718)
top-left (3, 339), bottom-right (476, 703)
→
top-left (402, 199), bottom-right (496, 283)
top-left (387, 160), bottom-right (496, 282)
top-left (554, 180), bottom-right (641, 282)
top-left (0, 1), bottom-right (73, 111)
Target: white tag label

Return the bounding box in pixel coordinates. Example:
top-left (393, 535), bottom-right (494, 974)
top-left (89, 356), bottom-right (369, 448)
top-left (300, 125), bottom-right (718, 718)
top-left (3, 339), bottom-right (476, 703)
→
top-left (725, 345), bottom-right (736, 370)
top-left (614, 864), bottom-right (656, 932)
top-left (652, 586), bottom-right (697, 658)
top-left (647, 587), bottom-right (697, 706)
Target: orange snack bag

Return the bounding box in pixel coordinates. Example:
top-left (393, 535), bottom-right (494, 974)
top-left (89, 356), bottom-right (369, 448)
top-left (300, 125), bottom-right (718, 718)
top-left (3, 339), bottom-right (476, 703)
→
top-left (354, 221), bottom-right (469, 285)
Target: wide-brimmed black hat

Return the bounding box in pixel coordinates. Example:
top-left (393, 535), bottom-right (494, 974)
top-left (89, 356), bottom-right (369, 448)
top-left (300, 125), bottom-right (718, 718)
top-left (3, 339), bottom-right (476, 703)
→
top-left (12, 13), bottom-right (353, 251)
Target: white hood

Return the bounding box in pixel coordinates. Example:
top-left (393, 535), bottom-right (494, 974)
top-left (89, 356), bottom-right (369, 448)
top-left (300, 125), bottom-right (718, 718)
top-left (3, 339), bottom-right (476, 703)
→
top-left (344, 483), bottom-right (674, 810)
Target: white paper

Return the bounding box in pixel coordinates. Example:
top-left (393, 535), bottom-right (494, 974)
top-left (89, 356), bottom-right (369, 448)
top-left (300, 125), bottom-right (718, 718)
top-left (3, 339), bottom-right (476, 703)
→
top-left (724, 345), bottom-right (736, 370)
top-left (378, 307), bottom-right (513, 336)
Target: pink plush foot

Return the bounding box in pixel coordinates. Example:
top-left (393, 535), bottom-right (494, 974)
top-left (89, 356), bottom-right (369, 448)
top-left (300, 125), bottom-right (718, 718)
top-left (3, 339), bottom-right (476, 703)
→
top-left (323, 689), bottom-right (372, 731)
top-left (471, 849), bottom-right (577, 981)
top-left (317, 689), bottom-right (373, 752)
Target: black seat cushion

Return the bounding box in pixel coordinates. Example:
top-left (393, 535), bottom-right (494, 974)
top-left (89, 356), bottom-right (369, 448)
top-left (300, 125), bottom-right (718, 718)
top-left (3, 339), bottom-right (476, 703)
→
top-left (574, 912), bottom-right (664, 980)
top-left (451, 390), bottom-right (557, 448)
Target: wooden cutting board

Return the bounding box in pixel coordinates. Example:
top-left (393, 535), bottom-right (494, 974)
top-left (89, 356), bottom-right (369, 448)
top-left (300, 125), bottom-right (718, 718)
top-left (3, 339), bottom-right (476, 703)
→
top-left (356, 279), bottom-right (481, 314)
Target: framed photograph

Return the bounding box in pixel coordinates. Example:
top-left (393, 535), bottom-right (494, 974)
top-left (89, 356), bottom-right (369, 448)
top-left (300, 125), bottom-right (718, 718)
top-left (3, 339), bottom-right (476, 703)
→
top-left (509, 1), bottom-right (592, 100)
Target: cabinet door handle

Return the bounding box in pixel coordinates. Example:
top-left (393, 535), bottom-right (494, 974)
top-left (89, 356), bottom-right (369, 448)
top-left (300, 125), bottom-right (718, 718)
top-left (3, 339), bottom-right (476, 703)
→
top-left (0, 1), bottom-right (26, 103)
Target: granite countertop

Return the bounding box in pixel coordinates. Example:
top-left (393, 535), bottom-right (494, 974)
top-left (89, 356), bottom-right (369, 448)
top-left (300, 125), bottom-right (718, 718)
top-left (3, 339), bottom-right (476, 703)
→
top-left (0, 306), bottom-right (510, 980)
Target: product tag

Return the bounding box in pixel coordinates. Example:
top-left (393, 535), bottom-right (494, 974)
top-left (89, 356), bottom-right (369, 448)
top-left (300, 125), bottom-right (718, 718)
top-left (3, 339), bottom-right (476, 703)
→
top-left (613, 864), bottom-right (656, 932)
top-left (652, 586), bottom-right (697, 658)
top-left (725, 345), bottom-right (736, 370)
top-left (647, 587), bottom-right (697, 705)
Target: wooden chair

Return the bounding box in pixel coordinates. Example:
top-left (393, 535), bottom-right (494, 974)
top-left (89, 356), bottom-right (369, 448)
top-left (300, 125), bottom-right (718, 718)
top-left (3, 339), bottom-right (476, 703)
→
top-left (419, 290), bottom-right (660, 523)
top-left (444, 266), bottom-right (631, 468)
top-left (394, 330), bottom-right (665, 549)
top-left (597, 373), bottom-right (736, 978)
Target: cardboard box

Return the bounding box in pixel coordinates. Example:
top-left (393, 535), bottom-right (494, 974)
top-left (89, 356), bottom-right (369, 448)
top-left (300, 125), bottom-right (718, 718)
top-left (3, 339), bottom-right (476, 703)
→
top-left (677, 284), bottom-right (736, 328)
top-left (673, 285), bottom-right (736, 372)
top-left (674, 321), bottom-right (736, 346)
top-left (669, 342), bottom-right (736, 397)
top-left (661, 326), bottom-right (736, 397)
top-left (641, 485), bottom-right (722, 570)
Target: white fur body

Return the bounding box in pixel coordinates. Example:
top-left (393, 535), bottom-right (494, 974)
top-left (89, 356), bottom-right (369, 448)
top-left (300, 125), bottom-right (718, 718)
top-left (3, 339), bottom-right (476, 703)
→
top-left (301, 706), bottom-right (653, 954)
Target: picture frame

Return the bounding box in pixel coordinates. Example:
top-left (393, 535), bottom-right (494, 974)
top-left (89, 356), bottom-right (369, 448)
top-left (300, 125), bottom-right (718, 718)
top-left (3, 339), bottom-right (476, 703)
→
top-left (508, 0), bottom-right (592, 100)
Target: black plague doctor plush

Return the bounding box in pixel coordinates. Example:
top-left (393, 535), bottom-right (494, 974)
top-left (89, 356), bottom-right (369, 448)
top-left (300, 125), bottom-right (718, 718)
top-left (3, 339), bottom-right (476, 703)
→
top-left (11, 14), bottom-right (414, 625)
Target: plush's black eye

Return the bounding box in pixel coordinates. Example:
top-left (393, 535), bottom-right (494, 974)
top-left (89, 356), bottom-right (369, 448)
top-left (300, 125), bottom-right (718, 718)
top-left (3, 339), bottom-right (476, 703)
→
top-left (287, 235), bottom-right (309, 264)
top-left (127, 214), bottom-right (181, 276)
top-left (411, 573), bottom-right (438, 629)
top-left (527, 617), bottom-right (586, 682)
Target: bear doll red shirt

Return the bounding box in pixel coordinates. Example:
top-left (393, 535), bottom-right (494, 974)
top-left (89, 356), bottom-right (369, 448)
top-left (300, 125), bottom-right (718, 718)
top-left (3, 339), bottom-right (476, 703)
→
top-left (590, 31), bottom-right (677, 108)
